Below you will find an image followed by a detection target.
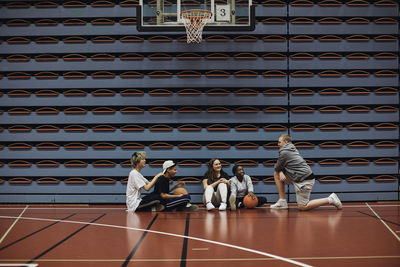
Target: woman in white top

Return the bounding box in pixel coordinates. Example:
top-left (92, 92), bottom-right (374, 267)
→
top-left (126, 151), bottom-right (164, 212)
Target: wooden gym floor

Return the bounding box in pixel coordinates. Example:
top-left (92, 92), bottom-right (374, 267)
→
top-left (0, 202), bottom-right (399, 267)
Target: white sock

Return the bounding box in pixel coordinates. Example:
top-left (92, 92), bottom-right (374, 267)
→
top-left (279, 198), bottom-right (287, 202)
top-left (328, 195), bottom-right (333, 204)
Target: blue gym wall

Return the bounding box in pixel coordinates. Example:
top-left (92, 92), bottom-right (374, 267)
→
top-left (0, 0), bottom-right (398, 204)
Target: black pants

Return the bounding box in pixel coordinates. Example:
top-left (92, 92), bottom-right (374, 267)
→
top-left (136, 193), bottom-right (163, 212)
top-left (235, 196), bottom-right (267, 208)
top-left (163, 194), bottom-right (191, 211)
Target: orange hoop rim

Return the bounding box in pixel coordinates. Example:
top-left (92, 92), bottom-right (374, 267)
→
top-left (181, 9), bottom-right (212, 20)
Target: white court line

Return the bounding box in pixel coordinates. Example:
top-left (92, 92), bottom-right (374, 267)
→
top-left (0, 264), bottom-right (37, 267)
top-left (0, 215), bottom-right (312, 267)
top-left (0, 205), bottom-right (29, 244)
top-left (0, 207), bottom-right (126, 210)
top-left (0, 203), bottom-right (399, 210)
top-left (366, 203), bottom-right (400, 242)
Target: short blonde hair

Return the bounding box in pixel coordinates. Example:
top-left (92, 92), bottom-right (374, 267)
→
top-left (130, 151), bottom-right (146, 168)
top-left (279, 134), bottom-right (292, 143)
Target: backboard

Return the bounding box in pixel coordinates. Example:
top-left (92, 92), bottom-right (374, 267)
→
top-left (137, 0), bottom-right (255, 31)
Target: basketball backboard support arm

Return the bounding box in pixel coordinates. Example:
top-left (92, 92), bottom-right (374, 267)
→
top-left (137, 0), bottom-right (255, 32)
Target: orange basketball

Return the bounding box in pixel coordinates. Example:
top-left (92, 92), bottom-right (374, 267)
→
top-left (243, 195), bottom-right (258, 209)
top-left (174, 187), bottom-right (188, 195)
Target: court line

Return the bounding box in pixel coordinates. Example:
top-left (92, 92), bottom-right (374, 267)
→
top-left (180, 213), bottom-right (190, 267)
top-left (122, 214), bottom-right (158, 267)
top-left (1, 255), bottom-right (400, 262)
top-left (0, 203), bottom-right (399, 210)
top-left (0, 213), bottom-right (77, 251)
top-left (358, 211), bottom-right (400, 227)
top-left (0, 207), bottom-right (126, 210)
top-left (0, 215), bottom-right (312, 267)
top-left (366, 203), bottom-right (400, 242)
top-left (0, 205), bottom-right (29, 244)
top-left (27, 213), bottom-right (106, 264)
top-left (0, 264), bottom-right (37, 267)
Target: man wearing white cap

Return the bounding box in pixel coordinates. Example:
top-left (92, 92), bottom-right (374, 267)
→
top-left (153, 160), bottom-right (198, 211)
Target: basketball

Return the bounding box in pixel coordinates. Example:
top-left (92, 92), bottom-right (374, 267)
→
top-left (174, 187), bottom-right (188, 195)
top-left (243, 195), bottom-right (258, 209)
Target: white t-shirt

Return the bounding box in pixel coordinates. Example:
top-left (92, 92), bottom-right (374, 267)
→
top-left (229, 175), bottom-right (254, 198)
top-left (126, 169), bottom-right (148, 212)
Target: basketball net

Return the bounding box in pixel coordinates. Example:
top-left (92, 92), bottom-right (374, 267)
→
top-left (181, 9), bottom-right (212, 43)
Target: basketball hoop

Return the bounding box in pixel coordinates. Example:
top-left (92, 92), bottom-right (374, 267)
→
top-left (181, 9), bottom-right (212, 43)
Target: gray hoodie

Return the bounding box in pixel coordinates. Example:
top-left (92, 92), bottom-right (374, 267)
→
top-left (274, 142), bottom-right (312, 183)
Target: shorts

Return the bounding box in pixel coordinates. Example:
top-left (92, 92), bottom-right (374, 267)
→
top-left (293, 179), bottom-right (315, 206)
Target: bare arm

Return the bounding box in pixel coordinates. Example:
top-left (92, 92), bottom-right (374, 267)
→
top-left (170, 181), bottom-right (185, 192)
top-left (202, 179), bottom-right (210, 190)
top-left (203, 178), bottom-right (227, 190)
top-left (142, 172), bottom-right (163, 191)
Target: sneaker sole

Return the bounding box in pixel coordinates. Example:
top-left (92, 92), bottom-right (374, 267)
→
top-left (270, 206), bottom-right (288, 209)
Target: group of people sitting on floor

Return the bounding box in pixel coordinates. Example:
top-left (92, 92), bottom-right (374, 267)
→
top-left (126, 134), bottom-right (342, 212)
top-left (126, 153), bottom-right (264, 212)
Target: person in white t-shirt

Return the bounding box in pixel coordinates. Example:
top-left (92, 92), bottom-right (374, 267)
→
top-left (126, 151), bottom-right (164, 212)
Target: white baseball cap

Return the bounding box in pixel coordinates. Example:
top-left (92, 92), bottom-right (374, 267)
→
top-left (162, 160), bottom-right (176, 174)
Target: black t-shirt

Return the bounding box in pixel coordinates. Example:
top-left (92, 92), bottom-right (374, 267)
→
top-left (153, 175), bottom-right (170, 195)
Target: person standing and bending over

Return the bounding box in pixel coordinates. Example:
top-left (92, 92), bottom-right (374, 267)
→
top-left (202, 158), bottom-right (230, 211)
top-left (271, 134), bottom-right (342, 211)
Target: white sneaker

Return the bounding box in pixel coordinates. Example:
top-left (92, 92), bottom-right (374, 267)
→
top-left (270, 199), bottom-right (288, 209)
top-left (219, 203), bottom-right (227, 211)
top-left (329, 193), bottom-right (342, 210)
top-left (229, 195), bottom-right (236, 211)
top-left (206, 202), bottom-right (215, 211)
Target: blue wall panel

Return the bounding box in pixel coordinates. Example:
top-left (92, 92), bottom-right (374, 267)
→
top-left (0, 0), bottom-right (398, 203)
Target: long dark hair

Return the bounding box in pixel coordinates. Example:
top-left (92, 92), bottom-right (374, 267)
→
top-left (205, 158), bottom-right (228, 185)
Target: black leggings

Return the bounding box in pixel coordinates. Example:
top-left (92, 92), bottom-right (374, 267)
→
top-left (136, 193), bottom-right (163, 212)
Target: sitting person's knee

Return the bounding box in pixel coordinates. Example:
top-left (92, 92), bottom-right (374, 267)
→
top-left (218, 183), bottom-right (227, 189)
top-left (205, 185), bottom-right (213, 191)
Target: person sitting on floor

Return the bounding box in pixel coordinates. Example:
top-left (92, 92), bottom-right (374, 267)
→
top-left (153, 160), bottom-right (198, 212)
top-left (202, 158), bottom-right (230, 211)
top-left (126, 151), bottom-right (164, 212)
top-left (229, 165), bottom-right (267, 211)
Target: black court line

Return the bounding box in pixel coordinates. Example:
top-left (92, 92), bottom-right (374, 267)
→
top-left (0, 213), bottom-right (76, 251)
top-left (122, 213), bottom-right (158, 267)
top-left (358, 211), bottom-right (400, 227)
top-left (27, 213), bottom-right (106, 264)
top-left (180, 213), bottom-right (190, 267)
